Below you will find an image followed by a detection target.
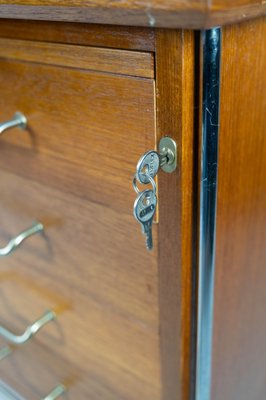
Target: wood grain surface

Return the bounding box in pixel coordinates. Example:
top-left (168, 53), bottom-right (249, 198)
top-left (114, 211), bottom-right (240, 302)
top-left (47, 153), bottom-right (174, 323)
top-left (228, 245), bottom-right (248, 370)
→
top-left (0, 25), bottom-right (198, 399)
top-left (155, 29), bottom-right (196, 400)
top-left (211, 17), bottom-right (266, 400)
top-left (0, 171), bottom-right (161, 400)
top-left (0, 38), bottom-right (154, 78)
top-left (0, 28), bottom-right (162, 400)
top-left (0, 59), bottom-right (155, 216)
top-left (0, 0), bottom-right (264, 28)
top-left (0, 20), bottom-right (155, 51)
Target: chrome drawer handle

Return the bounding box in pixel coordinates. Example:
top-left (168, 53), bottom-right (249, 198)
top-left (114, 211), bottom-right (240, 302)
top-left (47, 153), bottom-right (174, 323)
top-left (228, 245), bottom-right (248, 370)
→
top-left (0, 112), bottom-right (27, 135)
top-left (0, 381), bottom-right (65, 400)
top-left (43, 384), bottom-right (66, 400)
top-left (0, 310), bottom-right (55, 345)
top-left (0, 222), bottom-right (44, 257)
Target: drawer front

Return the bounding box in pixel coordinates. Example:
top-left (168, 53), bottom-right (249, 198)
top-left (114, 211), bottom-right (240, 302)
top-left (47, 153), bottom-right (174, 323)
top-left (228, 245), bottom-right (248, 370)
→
top-left (0, 40), bottom-right (160, 399)
top-left (0, 40), bottom-right (155, 216)
top-left (0, 171), bottom-right (159, 327)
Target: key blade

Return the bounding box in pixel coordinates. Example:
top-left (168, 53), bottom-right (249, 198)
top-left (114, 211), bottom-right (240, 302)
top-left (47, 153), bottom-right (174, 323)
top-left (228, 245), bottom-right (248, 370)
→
top-left (145, 230), bottom-right (153, 251)
top-left (141, 218), bottom-right (152, 234)
top-left (142, 219), bottom-right (153, 250)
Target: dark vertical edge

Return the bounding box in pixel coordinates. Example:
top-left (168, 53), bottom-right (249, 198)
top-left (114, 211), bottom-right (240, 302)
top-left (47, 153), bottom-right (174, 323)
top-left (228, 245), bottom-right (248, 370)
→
top-left (196, 28), bottom-right (221, 400)
top-left (189, 30), bottom-right (201, 400)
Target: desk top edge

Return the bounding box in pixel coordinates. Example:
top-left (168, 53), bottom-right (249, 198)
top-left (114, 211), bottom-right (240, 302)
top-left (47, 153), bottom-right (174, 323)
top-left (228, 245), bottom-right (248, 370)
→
top-left (0, 1), bottom-right (265, 29)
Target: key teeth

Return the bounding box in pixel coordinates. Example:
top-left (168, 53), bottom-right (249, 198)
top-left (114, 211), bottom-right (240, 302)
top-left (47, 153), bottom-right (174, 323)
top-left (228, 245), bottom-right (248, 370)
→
top-left (146, 235), bottom-right (153, 251)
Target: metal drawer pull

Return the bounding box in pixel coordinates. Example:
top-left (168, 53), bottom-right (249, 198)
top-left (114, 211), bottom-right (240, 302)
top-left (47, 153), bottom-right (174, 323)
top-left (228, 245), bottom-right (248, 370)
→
top-left (0, 112), bottom-right (27, 135)
top-left (0, 222), bottom-right (44, 257)
top-left (0, 381), bottom-right (65, 400)
top-left (0, 310), bottom-right (55, 345)
top-left (43, 384), bottom-right (66, 400)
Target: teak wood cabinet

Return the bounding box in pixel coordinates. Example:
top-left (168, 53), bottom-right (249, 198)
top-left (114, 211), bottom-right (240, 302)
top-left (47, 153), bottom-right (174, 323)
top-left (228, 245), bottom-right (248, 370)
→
top-left (0, 3), bottom-right (265, 400)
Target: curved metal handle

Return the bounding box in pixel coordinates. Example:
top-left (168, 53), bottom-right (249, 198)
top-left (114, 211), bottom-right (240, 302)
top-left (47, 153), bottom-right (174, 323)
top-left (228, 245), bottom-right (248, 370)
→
top-left (0, 310), bottom-right (55, 345)
top-left (43, 384), bottom-right (66, 400)
top-left (0, 222), bottom-right (44, 257)
top-left (0, 381), bottom-right (65, 400)
top-left (0, 112), bottom-right (27, 135)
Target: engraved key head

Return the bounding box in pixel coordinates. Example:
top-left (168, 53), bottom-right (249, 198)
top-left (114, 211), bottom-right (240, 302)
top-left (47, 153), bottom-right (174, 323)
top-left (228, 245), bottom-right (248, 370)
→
top-left (136, 150), bottom-right (160, 184)
top-left (133, 189), bottom-right (157, 225)
top-left (133, 189), bottom-right (157, 251)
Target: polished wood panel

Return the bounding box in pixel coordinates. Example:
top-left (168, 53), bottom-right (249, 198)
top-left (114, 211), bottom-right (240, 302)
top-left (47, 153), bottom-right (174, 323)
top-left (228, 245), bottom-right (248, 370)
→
top-left (213, 0), bottom-right (261, 6)
top-left (0, 26), bottom-right (199, 400)
top-left (0, 1), bottom-right (205, 29)
top-left (0, 20), bottom-right (155, 51)
top-left (0, 26), bottom-right (162, 399)
top-left (0, 60), bottom-right (155, 216)
top-left (0, 170), bottom-right (159, 328)
top-left (0, 276), bottom-right (160, 399)
top-left (155, 30), bottom-right (196, 400)
top-left (0, 38), bottom-right (154, 78)
top-left (0, 0), bottom-right (264, 28)
top-left (208, 1), bottom-right (265, 27)
top-left (211, 17), bottom-right (266, 400)
top-left (0, 169), bottom-right (161, 400)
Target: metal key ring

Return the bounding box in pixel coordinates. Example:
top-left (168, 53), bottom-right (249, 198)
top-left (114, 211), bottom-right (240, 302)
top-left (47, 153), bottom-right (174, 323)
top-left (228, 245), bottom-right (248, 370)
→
top-left (132, 173), bottom-right (157, 195)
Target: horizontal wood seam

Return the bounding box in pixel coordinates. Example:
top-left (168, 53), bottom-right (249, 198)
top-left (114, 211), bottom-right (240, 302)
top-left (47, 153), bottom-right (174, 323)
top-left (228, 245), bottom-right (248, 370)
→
top-left (0, 38), bottom-right (155, 78)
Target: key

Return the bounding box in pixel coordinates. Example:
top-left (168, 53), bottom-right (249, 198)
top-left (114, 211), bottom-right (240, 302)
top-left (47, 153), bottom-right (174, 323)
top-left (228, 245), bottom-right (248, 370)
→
top-left (136, 150), bottom-right (160, 184)
top-left (133, 189), bottom-right (157, 250)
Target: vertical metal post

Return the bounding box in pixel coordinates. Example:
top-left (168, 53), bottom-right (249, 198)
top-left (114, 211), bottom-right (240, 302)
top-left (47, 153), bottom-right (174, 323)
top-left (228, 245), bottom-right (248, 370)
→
top-left (196, 28), bottom-right (221, 400)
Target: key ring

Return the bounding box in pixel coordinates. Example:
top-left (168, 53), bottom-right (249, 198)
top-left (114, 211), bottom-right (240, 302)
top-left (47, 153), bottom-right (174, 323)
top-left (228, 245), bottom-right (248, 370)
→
top-left (132, 173), bottom-right (157, 195)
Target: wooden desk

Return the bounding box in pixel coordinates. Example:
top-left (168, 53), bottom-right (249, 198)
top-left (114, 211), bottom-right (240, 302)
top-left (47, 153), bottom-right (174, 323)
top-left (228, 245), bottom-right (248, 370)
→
top-left (0, 3), bottom-right (264, 399)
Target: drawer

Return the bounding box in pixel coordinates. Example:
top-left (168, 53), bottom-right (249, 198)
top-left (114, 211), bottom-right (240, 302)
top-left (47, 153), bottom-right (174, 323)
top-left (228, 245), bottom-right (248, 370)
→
top-left (0, 38), bottom-right (160, 400)
top-left (0, 170), bottom-right (159, 327)
top-left (0, 39), bottom-right (156, 215)
top-left (0, 264), bottom-right (160, 400)
top-left (0, 25), bottom-right (196, 400)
